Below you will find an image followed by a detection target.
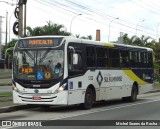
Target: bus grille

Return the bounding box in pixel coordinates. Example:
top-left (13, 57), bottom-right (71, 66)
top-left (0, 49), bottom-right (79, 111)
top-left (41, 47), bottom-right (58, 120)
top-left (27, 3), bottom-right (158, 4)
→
top-left (18, 95), bottom-right (57, 102)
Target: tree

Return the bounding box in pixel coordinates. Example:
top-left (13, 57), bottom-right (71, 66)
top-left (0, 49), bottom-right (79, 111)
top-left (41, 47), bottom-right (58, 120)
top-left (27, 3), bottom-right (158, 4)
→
top-left (75, 34), bottom-right (80, 38)
top-left (122, 33), bottom-right (153, 47)
top-left (2, 39), bottom-right (17, 59)
top-left (122, 33), bottom-right (137, 45)
top-left (26, 26), bottom-right (43, 36)
top-left (75, 34), bottom-right (93, 40)
top-left (133, 35), bottom-right (152, 46)
top-left (27, 21), bottom-right (70, 36)
top-left (2, 39), bottom-right (17, 69)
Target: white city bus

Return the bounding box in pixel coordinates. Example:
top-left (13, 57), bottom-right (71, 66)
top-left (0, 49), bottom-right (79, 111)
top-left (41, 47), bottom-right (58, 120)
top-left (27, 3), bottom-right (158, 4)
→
top-left (12, 36), bottom-right (154, 109)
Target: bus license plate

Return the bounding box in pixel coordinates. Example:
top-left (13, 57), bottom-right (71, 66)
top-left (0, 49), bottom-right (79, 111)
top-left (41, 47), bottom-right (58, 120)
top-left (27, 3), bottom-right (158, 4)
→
top-left (32, 96), bottom-right (41, 100)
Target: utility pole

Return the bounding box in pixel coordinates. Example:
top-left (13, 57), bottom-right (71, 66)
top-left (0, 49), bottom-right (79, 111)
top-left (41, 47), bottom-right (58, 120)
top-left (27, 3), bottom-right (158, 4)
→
top-left (18, 0), bottom-right (24, 37)
top-left (0, 16), bottom-right (2, 59)
top-left (13, 0), bottom-right (27, 37)
top-left (0, 16), bottom-right (4, 59)
top-left (5, 11), bottom-right (8, 46)
top-left (24, 3), bottom-right (27, 36)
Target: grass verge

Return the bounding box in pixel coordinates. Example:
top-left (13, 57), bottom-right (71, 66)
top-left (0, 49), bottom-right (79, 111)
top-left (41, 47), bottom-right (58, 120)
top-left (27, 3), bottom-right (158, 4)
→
top-left (0, 92), bottom-right (12, 96)
top-left (0, 92), bottom-right (12, 102)
top-left (0, 82), bottom-right (12, 86)
top-left (0, 73), bottom-right (12, 79)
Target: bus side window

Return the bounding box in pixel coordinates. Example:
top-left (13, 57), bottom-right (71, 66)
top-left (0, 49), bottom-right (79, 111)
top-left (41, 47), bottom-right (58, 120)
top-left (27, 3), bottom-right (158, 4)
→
top-left (86, 46), bottom-right (96, 67)
top-left (96, 47), bottom-right (108, 68)
top-left (130, 51), bottom-right (138, 68)
top-left (120, 50), bottom-right (129, 68)
top-left (109, 49), bottom-right (120, 68)
top-left (148, 52), bottom-right (153, 68)
top-left (139, 52), bottom-right (147, 68)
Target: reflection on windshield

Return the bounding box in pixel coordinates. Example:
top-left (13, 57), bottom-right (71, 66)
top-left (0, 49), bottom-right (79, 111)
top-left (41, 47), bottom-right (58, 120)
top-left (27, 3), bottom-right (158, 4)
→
top-left (13, 49), bottom-right (63, 80)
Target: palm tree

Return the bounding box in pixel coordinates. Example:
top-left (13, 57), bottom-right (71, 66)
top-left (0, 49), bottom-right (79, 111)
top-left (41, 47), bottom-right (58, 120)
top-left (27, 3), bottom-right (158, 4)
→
top-left (122, 33), bottom-right (136, 45)
top-left (76, 34), bottom-right (93, 40)
top-left (122, 33), bottom-right (152, 47)
top-left (122, 33), bottom-right (130, 44)
top-left (27, 21), bottom-right (70, 36)
top-left (133, 35), bottom-right (152, 46)
top-left (81, 35), bottom-right (93, 40)
top-left (26, 26), bottom-right (43, 36)
top-left (75, 34), bottom-right (80, 38)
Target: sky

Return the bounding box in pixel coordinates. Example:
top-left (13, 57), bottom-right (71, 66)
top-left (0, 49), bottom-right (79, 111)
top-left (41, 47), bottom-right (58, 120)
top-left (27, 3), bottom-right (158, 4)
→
top-left (1, 0), bottom-right (160, 44)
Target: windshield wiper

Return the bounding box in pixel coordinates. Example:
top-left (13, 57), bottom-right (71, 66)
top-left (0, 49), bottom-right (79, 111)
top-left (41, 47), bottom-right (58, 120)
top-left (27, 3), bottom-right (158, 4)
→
top-left (24, 50), bottom-right (34, 60)
top-left (39, 49), bottom-right (51, 64)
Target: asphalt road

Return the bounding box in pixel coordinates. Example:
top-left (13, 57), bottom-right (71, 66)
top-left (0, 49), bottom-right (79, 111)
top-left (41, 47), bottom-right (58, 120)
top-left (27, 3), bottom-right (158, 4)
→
top-left (0, 86), bottom-right (12, 93)
top-left (0, 78), bottom-right (12, 93)
top-left (0, 78), bottom-right (12, 83)
top-left (1, 92), bottom-right (160, 129)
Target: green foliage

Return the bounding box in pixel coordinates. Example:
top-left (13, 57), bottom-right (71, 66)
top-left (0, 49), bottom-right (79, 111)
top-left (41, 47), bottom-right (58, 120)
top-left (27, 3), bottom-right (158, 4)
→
top-left (0, 82), bottom-right (12, 86)
top-left (122, 33), bottom-right (153, 46)
top-left (154, 62), bottom-right (160, 69)
top-left (0, 92), bottom-right (12, 97)
top-left (122, 33), bottom-right (137, 45)
top-left (0, 92), bottom-right (12, 102)
top-left (27, 21), bottom-right (70, 36)
top-left (2, 39), bottom-right (17, 59)
top-left (75, 34), bottom-right (93, 40)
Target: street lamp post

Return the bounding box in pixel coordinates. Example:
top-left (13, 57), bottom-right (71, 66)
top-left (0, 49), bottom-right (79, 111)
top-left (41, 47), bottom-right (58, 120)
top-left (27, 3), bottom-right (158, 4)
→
top-left (5, 11), bottom-right (8, 46)
top-left (9, 11), bottom-right (14, 42)
top-left (70, 14), bottom-right (82, 35)
top-left (135, 20), bottom-right (145, 35)
top-left (156, 23), bottom-right (160, 40)
top-left (108, 17), bottom-right (119, 42)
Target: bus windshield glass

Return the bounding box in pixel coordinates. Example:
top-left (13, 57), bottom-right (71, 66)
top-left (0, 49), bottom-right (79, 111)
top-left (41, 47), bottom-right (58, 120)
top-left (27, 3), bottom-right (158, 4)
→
top-left (13, 49), bottom-right (64, 81)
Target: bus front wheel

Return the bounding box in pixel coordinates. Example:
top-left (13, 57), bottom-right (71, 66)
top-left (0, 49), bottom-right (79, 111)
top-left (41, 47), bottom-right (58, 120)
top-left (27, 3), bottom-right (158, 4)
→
top-left (81, 88), bottom-right (94, 110)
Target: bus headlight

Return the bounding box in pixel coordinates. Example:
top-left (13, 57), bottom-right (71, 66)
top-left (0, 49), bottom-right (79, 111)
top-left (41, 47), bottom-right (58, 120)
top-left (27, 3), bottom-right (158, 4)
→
top-left (59, 85), bottom-right (65, 91)
top-left (12, 84), bottom-right (20, 93)
top-left (54, 84), bottom-right (66, 94)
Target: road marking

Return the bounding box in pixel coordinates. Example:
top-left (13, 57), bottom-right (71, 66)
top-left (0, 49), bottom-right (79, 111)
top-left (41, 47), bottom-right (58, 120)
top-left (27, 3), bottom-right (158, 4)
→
top-left (50, 99), bottom-right (160, 120)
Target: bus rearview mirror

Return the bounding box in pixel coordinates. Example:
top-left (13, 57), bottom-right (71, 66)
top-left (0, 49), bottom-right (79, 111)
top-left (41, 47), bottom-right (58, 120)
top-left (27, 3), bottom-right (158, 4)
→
top-left (73, 54), bottom-right (78, 65)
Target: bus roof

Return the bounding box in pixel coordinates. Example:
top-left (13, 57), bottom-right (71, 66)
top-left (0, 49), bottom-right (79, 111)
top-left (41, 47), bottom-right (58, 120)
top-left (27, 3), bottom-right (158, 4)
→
top-left (65, 36), bottom-right (153, 52)
top-left (19, 36), bottom-right (153, 51)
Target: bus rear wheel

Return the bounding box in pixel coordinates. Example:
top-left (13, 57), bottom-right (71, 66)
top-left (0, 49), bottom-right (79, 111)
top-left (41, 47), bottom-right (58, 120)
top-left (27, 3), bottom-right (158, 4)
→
top-left (122, 84), bottom-right (138, 102)
top-left (81, 88), bottom-right (94, 110)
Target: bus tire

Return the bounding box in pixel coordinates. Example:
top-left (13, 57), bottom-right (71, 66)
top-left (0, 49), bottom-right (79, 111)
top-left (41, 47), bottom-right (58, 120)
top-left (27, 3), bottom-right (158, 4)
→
top-left (122, 84), bottom-right (138, 102)
top-left (81, 88), bottom-right (94, 110)
top-left (130, 84), bottom-right (138, 102)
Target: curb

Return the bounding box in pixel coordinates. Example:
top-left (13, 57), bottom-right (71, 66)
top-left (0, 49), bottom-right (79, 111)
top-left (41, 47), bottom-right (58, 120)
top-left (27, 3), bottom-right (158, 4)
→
top-left (148, 89), bottom-right (160, 93)
top-left (0, 105), bottom-right (37, 113)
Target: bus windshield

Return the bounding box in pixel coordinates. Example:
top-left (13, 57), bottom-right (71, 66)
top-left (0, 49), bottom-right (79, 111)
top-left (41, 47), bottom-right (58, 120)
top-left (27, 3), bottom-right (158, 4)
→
top-left (13, 49), bottom-right (64, 81)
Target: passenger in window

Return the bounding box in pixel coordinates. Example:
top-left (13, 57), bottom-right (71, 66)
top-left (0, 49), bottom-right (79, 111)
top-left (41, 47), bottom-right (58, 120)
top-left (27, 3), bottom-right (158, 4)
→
top-left (54, 63), bottom-right (62, 77)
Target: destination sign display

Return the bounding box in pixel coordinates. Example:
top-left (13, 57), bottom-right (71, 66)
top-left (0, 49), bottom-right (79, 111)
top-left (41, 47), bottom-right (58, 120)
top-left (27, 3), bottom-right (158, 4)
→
top-left (17, 38), bottom-right (63, 48)
top-left (28, 39), bottom-right (53, 45)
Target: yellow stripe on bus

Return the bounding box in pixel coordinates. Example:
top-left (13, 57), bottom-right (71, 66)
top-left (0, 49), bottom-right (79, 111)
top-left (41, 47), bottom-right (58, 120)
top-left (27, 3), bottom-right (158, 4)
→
top-left (103, 43), bottom-right (115, 47)
top-left (123, 70), bottom-right (148, 85)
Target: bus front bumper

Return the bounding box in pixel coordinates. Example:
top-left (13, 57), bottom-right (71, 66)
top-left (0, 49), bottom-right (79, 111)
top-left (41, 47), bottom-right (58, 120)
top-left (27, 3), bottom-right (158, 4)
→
top-left (13, 90), bottom-right (68, 105)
